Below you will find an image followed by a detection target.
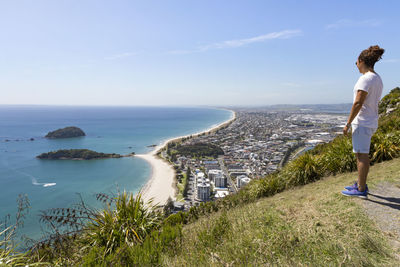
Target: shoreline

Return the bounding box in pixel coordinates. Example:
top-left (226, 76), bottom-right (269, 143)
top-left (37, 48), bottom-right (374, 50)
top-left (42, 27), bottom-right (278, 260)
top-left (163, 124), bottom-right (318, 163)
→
top-left (136, 109), bottom-right (236, 206)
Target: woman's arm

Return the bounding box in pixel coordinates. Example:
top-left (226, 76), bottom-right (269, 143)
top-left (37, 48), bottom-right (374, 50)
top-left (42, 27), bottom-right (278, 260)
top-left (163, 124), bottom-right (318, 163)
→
top-left (343, 90), bottom-right (368, 135)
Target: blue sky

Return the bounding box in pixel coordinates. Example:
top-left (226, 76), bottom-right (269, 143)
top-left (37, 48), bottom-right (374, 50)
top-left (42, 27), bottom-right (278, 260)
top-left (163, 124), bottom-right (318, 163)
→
top-left (1, 0), bottom-right (399, 106)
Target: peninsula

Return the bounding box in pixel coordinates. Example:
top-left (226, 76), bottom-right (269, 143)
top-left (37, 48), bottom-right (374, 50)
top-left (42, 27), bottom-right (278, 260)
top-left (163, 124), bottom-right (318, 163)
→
top-left (137, 109), bottom-right (237, 206)
top-left (37, 149), bottom-right (135, 160)
top-left (45, 126), bottom-right (86, 139)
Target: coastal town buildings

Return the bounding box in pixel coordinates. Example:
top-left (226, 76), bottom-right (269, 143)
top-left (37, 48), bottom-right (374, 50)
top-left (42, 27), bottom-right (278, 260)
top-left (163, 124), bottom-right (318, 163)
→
top-left (214, 173), bottom-right (227, 188)
top-left (164, 107), bottom-right (348, 209)
top-left (208, 170), bottom-right (227, 188)
top-left (195, 171), bottom-right (211, 201)
top-left (237, 175), bottom-right (251, 188)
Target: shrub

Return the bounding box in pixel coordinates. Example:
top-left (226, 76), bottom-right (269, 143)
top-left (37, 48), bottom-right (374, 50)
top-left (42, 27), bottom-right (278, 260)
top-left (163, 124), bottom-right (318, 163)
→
top-left (163, 211), bottom-right (188, 226)
top-left (163, 197), bottom-right (174, 216)
top-left (0, 225), bottom-right (28, 266)
top-left (309, 142), bottom-right (329, 155)
top-left (281, 153), bottom-right (324, 187)
top-left (378, 115), bottom-right (400, 133)
top-left (82, 223), bottom-right (182, 266)
top-left (370, 131), bottom-right (400, 163)
top-left (244, 173), bottom-right (285, 200)
top-left (84, 191), bottom-right (163, 256)
top-left (323, 136), bottom-right (357, 174)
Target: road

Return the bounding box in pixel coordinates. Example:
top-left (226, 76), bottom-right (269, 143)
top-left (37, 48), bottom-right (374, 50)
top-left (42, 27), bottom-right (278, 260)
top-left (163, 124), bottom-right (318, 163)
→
top-left (218, 156), bottom-right (238, 193)
top-left (183, 169), bottom-right (198, 207)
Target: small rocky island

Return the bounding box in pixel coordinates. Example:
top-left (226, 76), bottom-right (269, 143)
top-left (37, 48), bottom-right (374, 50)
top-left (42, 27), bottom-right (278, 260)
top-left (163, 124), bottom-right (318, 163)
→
top-left (45, 126), bottom-right (86, 139)
top-left (37, 149), bottom-right (135, 160)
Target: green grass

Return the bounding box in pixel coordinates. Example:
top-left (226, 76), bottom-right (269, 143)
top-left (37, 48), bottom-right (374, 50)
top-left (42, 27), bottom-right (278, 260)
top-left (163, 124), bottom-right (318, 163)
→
top-left (162, 158), bottom-right (400, 266)
top-left (176, 173), bottom-right (187, 201)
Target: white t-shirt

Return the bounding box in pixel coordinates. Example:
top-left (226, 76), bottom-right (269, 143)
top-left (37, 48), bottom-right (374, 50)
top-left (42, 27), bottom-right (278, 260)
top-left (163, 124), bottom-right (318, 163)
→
top-left (352, 71), bottom-right (383, 129)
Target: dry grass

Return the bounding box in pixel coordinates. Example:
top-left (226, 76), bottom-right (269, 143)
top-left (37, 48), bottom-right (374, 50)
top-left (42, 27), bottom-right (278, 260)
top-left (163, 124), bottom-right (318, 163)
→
top-left (162, 158), bottom-right (400, 266)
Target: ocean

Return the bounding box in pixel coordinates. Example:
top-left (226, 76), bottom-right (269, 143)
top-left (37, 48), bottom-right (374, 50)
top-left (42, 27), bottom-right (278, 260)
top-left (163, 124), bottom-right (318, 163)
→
top-left (0, 105), bottom-right (233, 240)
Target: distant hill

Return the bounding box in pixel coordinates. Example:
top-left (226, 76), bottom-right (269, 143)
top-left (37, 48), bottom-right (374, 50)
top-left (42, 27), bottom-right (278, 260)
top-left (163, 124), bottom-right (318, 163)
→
top-left (45, 126), bottom-right (85, 139)
top-left (232, 103), bottom-right (353, 113)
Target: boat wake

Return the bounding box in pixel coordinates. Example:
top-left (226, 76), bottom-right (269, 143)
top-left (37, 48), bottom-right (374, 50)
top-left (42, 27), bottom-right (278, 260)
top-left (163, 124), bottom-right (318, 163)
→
top-left (12, 166), bottom-right (56, 187)
top-left (1, 158), bottom-right (56, 187)
top-left (42, 182), bottom-right (57, 187)
top-left (31, 177), bottom-right (57, 187)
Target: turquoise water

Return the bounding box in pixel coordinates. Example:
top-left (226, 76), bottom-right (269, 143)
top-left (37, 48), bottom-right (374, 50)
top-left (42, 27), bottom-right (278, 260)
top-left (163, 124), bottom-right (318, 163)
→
top-left (0, 106), bottom-right (233, 240)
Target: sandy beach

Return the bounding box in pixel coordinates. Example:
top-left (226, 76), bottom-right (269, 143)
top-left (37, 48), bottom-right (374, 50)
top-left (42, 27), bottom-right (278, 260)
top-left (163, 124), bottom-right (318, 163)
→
top-left (136, 109), bottom-right (236, 206)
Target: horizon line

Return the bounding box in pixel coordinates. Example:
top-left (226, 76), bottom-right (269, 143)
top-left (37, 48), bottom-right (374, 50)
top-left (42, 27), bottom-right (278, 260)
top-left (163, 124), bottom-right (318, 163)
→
top-left (0, 103), bottom-right (353, 108)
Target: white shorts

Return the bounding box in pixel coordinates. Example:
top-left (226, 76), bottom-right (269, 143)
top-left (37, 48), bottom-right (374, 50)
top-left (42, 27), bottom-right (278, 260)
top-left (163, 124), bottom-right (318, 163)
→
top-left (352, 125), bottom-right (375, 154)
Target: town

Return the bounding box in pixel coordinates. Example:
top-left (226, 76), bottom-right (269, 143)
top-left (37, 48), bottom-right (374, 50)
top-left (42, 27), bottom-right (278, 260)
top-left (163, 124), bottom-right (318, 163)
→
top-left (161, 107), bottom-right (349, 213)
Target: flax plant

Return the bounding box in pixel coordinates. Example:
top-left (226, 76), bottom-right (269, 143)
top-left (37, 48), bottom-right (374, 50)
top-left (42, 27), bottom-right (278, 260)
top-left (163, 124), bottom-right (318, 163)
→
top-left (0, 226), bottom-right (26, 266)
top-left (323, 136), bottom-right (357, 174)
top-left (371, 131), bottom-right (400, 163)
top-left (281, 152), bottom-right (324, 187)
top-left (84, 191), bottom-right (163, 256)
top-left (0, 225), bottom-right (46, 266)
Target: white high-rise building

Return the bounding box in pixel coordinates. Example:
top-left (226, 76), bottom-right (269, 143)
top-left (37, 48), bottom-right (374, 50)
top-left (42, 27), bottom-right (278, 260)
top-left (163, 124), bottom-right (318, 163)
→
top-left (214, 174), bottom-right (227, 188)
top-left (196, 171), bottom-right (210, 201)
top-left (208, 169), bottom-right (222, 182)
top-left (208, 169), bottom-right (227, 188)
top-left (196, 171), bottom-right (205, 182)
top-left (197, 181), bottom-right (210, 201)
top-left (237, 175), bottom-right (251, 188)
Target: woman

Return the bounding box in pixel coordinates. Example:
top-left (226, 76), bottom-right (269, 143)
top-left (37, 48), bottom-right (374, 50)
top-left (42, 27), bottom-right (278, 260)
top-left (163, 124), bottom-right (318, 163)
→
top-left (341, 45), bottom-right (384, 198)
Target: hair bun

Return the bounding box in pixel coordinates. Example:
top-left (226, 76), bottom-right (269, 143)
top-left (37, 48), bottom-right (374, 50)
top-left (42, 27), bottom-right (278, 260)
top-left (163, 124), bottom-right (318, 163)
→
top-left (368, 45), bottom-right (385, 60)
top-left (359, 45), bottom-right (385, 67)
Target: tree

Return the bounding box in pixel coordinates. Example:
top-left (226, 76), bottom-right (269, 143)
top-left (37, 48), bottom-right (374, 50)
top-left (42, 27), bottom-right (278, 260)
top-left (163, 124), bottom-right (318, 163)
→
top-left (163, 197), bottom-right (174, 216)
top-left (183, 167), bottom-right (191, 198)
top-left (171, 153), bottom-right (177, 162)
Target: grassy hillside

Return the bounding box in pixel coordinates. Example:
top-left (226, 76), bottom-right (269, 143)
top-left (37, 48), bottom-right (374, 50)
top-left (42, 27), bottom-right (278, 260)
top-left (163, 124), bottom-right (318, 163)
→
top-left (163, 157), bottom-right (400, 266)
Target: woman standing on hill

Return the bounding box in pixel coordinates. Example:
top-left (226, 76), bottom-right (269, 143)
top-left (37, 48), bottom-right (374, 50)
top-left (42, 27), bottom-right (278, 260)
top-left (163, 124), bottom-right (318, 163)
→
top-left (341, 45), bottom-right (385, 198)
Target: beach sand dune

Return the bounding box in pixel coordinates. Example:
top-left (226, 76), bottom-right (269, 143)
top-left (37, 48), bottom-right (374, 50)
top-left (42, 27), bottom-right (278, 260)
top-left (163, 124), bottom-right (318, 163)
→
top-left (136, 110), bottom-right (236, 206)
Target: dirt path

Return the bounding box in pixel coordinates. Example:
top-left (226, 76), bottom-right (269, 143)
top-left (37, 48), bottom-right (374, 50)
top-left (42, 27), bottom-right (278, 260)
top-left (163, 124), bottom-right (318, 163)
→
top-left (360, 181), bottom-right (400, 259)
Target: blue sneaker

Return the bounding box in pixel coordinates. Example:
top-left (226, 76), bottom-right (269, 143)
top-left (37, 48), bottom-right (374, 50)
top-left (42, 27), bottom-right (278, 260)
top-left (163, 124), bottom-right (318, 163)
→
top-left (341, 188), bottom-right (368, 199)
top-left (344, 181), bottom-right (369, 192)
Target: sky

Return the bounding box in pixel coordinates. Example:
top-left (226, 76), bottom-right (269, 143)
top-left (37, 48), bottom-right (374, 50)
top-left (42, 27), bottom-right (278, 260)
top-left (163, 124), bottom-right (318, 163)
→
top-left (0, 0), bottom-right (399, 106)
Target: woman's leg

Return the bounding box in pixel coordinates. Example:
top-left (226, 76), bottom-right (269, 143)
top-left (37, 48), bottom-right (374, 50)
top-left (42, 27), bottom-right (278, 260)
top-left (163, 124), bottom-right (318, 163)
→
top-left (356, 152), bottom-right (370, 192)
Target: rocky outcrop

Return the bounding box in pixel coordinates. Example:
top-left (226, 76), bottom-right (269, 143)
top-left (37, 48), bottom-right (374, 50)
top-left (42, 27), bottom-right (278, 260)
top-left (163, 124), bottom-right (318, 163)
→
top-left (45, 127), bottom-right (86, 139)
